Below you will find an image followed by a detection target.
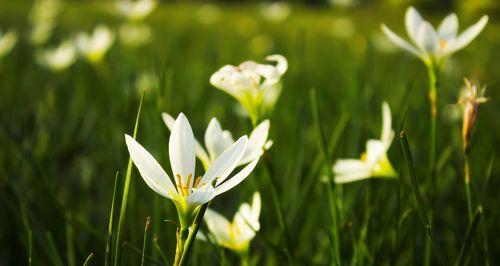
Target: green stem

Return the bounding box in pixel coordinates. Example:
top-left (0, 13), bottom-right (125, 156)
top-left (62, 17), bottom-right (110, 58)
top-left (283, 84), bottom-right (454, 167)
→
top-left (310, 89), bottom-right (340, 265)
top-left (141, 217), bottom-right (151, 266)
top-left (400, 131), bottom-right (443, 265)
top-left (427, 64), bottom-right (438, 184)
top-left (114, 92), bottom-right (145, 266)
top-left (456, 207), bottom-right (483, 266)
top-left (464, 154), bottom-right (473, 223)
top-left (105, 172), bottom-right (119, 266)
top-left (174, 227), bottom-right (189, 266)
top-left (263, 152), bottom-right (294, 263)
top-left (178, 202), bottom-right (210, 266)
top-left (239, 251), bottom-right (250, 266)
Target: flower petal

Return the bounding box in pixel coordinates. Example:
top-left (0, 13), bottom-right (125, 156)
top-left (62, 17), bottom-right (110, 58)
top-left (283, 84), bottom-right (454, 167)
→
top-left (187, 186), bottom-right (216, 206)
top-left (214, 158), bottom-right (258, 196)
top-left (266, 54), bottom-right (288, 75)
top-left (416, 22), bottom-right (440, 54)
top-left (405, 7), bottom-right (424, 45)
top-left (381, 24), bottom-right (420, 57)
top-left (437, 13), bottom-right (458, 41)
top-left (334, 170), bottom-right (373, 184)
top-left (125, 134), bottom-right (177, 198)
top-left (162, 112), bottom-right (210, 169)
top-left (204, 118), bottom-right (234, 161)
top-left (204, 209), bottom-right (232, 245)
top-left (380, 102), bottom-right (394, 148)
top-left (445, 15), bottom-right (488, 55)
top-left (333, 159), bottom-right (370, 175)
top-left (365, 140), bottom-right (387, 165)
top-left (202, 136), bottom-right (248, 186)
top-left (169, 113), bottom-right (196, 189)
top-left (239, 120), bottom-right (270, 165)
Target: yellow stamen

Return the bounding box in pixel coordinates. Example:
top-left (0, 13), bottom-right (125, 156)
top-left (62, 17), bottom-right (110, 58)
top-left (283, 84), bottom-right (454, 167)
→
top-left (186, 174), bottom-right (193, 191)
top-left (176, 174), bottom-right (184, 196)
top-left (439, 39), bottom-right (447, 50)
top-left (193, 176), bottom-right (202, 188)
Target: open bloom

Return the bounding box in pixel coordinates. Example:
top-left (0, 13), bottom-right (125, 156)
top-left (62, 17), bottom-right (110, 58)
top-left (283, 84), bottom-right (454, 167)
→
top-left (200, 192), bottom-right (261, 254)
top-left (332, 102), bottom-right (397, 183)
top-left (162, 113), bottom-right (271, 170)
top-left (210, 55), bottom-right (287, 123)
top-left (381, 7), bottom-right (488, 66)
top-left (0, 29), bottom-right (17, 59)
top-left (36, 40), bottom-right (77, 72)
top-left (459, 79), bottom-right (488, 150)
top-left (115, 0), bottom-right (158, 21)
top-left (76, 25), bottom-right (115, 64)
top-left (125, 113), bottom-right (259, 227)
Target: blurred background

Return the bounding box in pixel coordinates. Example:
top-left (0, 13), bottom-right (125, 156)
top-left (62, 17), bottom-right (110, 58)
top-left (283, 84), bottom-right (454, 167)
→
top-left (0, 0), bottom-right (499, 265)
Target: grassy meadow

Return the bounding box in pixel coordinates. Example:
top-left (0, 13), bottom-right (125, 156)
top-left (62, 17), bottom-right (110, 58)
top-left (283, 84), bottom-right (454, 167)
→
top-left (0, 1), bottom-right (499, 265)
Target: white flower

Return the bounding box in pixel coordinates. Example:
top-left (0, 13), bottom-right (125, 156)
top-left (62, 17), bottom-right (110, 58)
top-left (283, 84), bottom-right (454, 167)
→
top-left (0, 29), bottom-right (17, 59)
top-left (210, 55), bottom-right (288, 123)
top-left (115, 0), bottom-right (158, 21)
top-left (332, 102), bottom-right (397, 183)
top-left (162, 113), bottom-right (271, 170)
top-left (381, 7), bottom-right (488, 65)
top-left (125, 113), bottom-right (259, 227)
top-left (200, 192), bottom-right (261, 254)
top-left (36, 40), bottom-right (77, 72)
top-left (76, 25), bottom-right (115, 64)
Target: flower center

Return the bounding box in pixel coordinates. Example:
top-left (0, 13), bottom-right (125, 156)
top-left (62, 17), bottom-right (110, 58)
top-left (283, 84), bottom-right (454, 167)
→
top-left (439, 39), bottom-right (448, 50)
top-left (175, 174), bottom-right (206, 196)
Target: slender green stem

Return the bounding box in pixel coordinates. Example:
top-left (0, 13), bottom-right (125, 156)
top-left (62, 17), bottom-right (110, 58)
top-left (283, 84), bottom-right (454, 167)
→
top-left (114, 92), bottom-right (145, 266)
top-left (239, 250), bottom-right (250, 266)
top-left (141, 217), bottom-right (151, 266)
top-left (65, 219), bottom-right (76, 266)
top-left (464, 154), bottom-right (473, 223)
top-left (28, 230), bottom-right (32, 266)
top-left (105, 172), bottom-right (119, 266)
top-left (263, 152), bottom-right (294, 263)
top-left (152, 235), bottom-right (169, 265)
top-left (309, 89), bottom-right (340, 265)
top-left (400, 131), bottom-right (443, 265)
top-left (427, 64), bottom-right (438, 184)
top-left (83, 253), bottom-right (94, 266)
top-left (45, 232), bottom-right (64, 266)
top-left (178, 202), bottom-right (210, 266)
top-left (456, 207), bottom-right (483, 266)
top-left (425, 63), bottom-right (439, 266)
top-left (174, 227), bottom-right (189, 266)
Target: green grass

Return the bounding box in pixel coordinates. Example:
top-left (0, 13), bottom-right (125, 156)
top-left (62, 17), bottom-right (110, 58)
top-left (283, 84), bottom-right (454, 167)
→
top-left (0, 1), bottom-right (499, 265)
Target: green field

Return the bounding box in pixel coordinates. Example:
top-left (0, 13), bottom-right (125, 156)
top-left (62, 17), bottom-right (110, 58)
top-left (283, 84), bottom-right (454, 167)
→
top-left (0, 1), bottom-right (499, 265)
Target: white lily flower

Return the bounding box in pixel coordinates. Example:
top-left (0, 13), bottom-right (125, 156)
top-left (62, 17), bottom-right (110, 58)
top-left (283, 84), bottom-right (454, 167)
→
top-left (0, 29), bottom-right (17, 59)
top-left (162, 112), bottom-right (271, 170)
top-left (36, 40), bottom-right (77, 72)
top-left (200, 192), bottom-right (261, 254)
top-left (76, 25), bottom-right (115, 64)
top-left (125, 113), bottom-right (259, 227)
top-left (115, 0), bottom-right (158, 21)
top-left (332, 102), bottom-right (397, 183)
top-left (210, 55), bottom-right (288, 124)
top-left (381, 7), bottom-right (488, 65)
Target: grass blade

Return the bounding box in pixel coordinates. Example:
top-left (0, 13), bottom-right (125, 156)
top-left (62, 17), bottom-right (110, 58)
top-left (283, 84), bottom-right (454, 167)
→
top-left (28, 230), bottom-right (33, 266)
top-left (153, 235), bottom-right (169, 266)
top-left (123, 242), bottom-right (163, 265)
top-left (114, 92), bottom-right (145, 266)
top-left (456, 207), bottom-right (483, 266)
top-left (45, 232), bottom-right (63, 266)
top-left (309, 89), bottom-right (340, 265)
top-left (83, 253), bottom-right (94, 266)
top-left (141, 217), bottom-right (151, 266)
top-left (105, 172), bottom-right (120, 266)
top-left (399, 131), bottom-right (443, 265)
